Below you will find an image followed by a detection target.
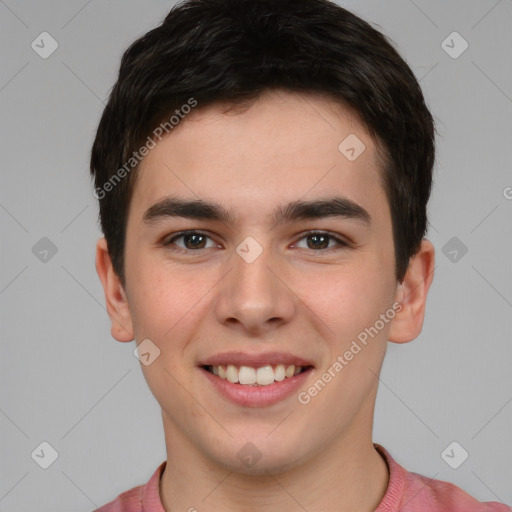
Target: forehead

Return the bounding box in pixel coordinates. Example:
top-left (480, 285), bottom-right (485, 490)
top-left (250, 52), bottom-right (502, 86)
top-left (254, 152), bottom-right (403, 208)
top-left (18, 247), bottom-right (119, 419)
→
top-left (130, 90), bottom-right (389, 227)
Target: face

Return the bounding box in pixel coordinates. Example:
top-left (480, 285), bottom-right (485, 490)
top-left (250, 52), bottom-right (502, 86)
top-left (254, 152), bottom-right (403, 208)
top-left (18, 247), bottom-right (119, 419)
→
top-left (100, 90), bottom-right (417, 474)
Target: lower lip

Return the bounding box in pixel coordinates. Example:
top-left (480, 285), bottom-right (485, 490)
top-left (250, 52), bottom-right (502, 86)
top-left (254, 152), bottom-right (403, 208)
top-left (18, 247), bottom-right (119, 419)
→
top-left (200, 367), bottom-right (313, 408)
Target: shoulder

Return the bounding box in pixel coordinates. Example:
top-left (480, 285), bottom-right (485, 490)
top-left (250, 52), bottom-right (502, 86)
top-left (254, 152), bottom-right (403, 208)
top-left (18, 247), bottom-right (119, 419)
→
top-left (93, 484), bottom-right (144, 512)
top-left (406, 470), bottom-right (510, 512)
top-left (375, 444), bottom-right (511, 512)
top-left (93, 461), bottom-right (167, 512)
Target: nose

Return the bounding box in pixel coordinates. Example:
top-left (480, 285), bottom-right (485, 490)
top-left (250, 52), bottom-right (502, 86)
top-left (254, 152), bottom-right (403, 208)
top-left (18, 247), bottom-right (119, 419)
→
top-left (214, 242), bottom-right (296, 336)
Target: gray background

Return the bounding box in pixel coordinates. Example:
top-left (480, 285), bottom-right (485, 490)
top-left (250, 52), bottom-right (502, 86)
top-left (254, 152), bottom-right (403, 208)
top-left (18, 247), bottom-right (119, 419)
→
top-left (0, 0), bottom-right (511, 510)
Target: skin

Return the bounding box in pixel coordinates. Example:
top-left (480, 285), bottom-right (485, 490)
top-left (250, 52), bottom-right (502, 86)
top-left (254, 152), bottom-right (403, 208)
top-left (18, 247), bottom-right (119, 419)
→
top-left (96, 90), bottom-right (435, 512)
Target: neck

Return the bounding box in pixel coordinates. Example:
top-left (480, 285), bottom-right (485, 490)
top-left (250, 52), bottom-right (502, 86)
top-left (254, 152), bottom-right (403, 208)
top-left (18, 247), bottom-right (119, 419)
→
top-left (159, 418), bottom-right (389, 512)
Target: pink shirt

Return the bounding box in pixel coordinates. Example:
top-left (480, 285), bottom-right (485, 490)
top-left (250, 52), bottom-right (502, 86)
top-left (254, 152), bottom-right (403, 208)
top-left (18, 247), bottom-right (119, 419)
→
top-left (94, 444), bottom-right (510, 511)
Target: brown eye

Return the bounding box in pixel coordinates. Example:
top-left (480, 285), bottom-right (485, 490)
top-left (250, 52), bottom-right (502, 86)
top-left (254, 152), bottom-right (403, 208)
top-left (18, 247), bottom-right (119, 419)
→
top-left (181, 233), bottom-right (207, 249)
top-left (307, 233), bottom-right (330, 249)
top-left (295, 231), bottom-right (348, 251)
top-left (164, 231), bottom-right (216, 251)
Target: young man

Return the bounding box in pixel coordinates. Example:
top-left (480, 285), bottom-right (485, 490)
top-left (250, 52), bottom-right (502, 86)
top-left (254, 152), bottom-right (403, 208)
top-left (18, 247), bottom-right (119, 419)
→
top-left (90, 0), bottom-right (510, 510)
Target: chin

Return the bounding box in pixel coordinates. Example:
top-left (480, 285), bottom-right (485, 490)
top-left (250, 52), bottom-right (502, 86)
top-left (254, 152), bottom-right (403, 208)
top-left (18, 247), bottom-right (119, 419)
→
top-left (205, 434), bottom-right (311, 476)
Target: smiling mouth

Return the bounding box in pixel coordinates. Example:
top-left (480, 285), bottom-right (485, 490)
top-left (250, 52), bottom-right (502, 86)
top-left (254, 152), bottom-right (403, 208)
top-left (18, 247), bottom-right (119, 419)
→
top-left (202, 364), bottom-right (313, 386)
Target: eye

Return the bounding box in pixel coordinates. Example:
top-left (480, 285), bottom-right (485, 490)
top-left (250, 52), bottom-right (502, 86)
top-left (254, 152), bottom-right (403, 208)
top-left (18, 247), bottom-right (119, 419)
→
top-left (294, 231), bottom-right (348, 251)
top-left (164, 231), bottom-right (218, 252)
top-left (162, 230), bottom-right (349, 254)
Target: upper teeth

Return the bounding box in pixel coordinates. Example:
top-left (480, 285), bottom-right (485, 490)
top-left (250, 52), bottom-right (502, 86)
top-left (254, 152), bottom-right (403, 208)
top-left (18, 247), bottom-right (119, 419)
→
top-left (210, 364), bottom-right (303, 386)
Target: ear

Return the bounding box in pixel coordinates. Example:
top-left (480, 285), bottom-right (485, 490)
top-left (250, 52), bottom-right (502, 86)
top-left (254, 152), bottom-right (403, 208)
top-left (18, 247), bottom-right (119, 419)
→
top-left (388, 239), bottom-right (435, 344)
top-left (95, 237), bottom-right (134, 342)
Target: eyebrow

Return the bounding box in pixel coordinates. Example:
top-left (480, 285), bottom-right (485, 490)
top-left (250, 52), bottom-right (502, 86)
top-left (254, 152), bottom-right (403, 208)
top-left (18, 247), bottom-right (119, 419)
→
top-left (142, 195), bottom-right (372, 227)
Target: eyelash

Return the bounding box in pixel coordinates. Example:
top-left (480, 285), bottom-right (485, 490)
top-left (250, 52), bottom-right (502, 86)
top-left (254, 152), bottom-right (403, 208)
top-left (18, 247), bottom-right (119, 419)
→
top-left (162, 230), bottom-right (349, 254)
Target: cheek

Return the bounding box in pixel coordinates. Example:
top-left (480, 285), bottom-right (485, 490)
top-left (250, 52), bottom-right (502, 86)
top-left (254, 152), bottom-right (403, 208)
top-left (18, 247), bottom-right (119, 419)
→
top-left (126, 258), bottom-right (213, 345)
top-left (296, 262), bottom-right (390, 342)
top-left (127, 266), bottom-right (204, 394)
top-left (299, 267), bottom-right (392, 413)
top-left (124, 257), bottom-right (173, 339)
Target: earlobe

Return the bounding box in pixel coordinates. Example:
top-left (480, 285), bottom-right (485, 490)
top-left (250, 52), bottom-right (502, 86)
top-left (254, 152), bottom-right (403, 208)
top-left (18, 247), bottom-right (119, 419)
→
top-left (388, 239), bottom-right (435, 344)
top-left (95, 237), bottom-right (134, 342)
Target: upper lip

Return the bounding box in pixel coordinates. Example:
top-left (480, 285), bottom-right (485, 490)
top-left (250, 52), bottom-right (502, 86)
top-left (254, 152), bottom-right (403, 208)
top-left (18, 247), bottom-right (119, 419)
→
top-left (198, 351), bottom-right (315, 368)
